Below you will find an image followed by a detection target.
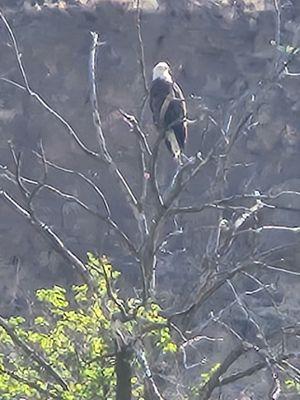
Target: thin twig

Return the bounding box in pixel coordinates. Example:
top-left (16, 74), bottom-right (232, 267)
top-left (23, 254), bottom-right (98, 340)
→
top-left (0, 189), bottom-right (94, 289)
top-left (253, 260), bottom-right (300, 277)
top-left (136, 346), bottom-right (166, 400)
top-left (0, 11), bottom-right (100, 160)
top-left (89, 32), bottom-right (144, 223)
top-left (136, 0), bottom-right (149, 100)
top-left (28, 140), bottom-right (48, 206)
top-left (169, 262), bottom-right (250, 320)
top-left (33, 150), bottom-right (111, 216)
top-left (100, 258), bottom-right (128, 318)
top-left (218, 353), bottom-right (290, 387)
top-left (9, 143), bottom-right (30, 199)
top-left (0, 166), bottom-right (138, 258)
top-left (119, 109), bottom-right (151, 156)
top-left (234, 225), bottom-right (300, 237)
top-left (273, 0), bottom-right (281, 48)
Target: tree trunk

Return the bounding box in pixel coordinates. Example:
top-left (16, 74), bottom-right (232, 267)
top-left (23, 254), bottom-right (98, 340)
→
top-left (115, 343), bottom-right (132, 400)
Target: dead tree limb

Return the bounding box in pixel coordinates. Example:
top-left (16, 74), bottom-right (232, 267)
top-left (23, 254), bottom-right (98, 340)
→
top-left (198, 345), bottom-right (246, 400)
top-left (0, 189), bottom-right (94, 289)
top-left (0, 315), bottom-right (69, 391)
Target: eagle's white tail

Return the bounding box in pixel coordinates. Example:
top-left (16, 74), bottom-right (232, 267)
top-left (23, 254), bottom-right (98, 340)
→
top-left (166, 130), bottom-right (181, 160)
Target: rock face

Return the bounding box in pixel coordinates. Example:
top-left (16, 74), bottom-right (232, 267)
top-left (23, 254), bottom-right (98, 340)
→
top-left (0, 1), bottom-right (298, 297)
top-left (0, 1), bottom-right (300, 396)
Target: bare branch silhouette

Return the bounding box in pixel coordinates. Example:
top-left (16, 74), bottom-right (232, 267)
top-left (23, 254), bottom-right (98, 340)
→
top-left (0, 315), bottom-right (69, 391)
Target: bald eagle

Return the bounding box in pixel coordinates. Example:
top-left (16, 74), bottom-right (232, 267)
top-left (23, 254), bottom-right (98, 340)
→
top-left (150, 62), bottom-right (187, 162)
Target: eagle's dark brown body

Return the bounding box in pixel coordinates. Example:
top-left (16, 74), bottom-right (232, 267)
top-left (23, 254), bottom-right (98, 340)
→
top-left (150, 69), bottom-right (187, 159)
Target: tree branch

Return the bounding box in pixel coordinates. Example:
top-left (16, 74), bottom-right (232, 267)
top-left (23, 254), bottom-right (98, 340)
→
top-left (0, 189), bottom-right (94, 288)
top-left (136, 0), bottom-right (148, 98)
top-left (89, 32), bottom-right (143, 222)
top-left (0, 10), bottom-right (100, 160)
top-left (0, 365), bottom-right (52, 398)
top-left (33, 150), bottom-right (111, 216)
top-left (198, 345), bottom-right (246, 400)
top-left (0, 315), bottom-right (69, 391)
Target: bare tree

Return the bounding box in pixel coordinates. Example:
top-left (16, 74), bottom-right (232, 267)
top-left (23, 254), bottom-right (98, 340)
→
top-left (0, 1), bottom-right (300, 399)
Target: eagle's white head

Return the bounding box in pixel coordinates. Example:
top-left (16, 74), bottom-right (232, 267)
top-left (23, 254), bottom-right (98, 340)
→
top-left (152, 61), bottom-right (172, 83)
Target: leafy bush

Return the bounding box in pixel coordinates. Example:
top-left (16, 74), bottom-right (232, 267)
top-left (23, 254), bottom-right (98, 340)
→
top-left (0, 254), bottom-right (177, 399)
top-left (285, 379), bottom-right (300, 394)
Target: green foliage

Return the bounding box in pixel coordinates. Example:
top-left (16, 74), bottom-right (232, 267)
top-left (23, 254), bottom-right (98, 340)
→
top-left (0, 254), bottom-right (177, 399)
top-left (189, 363), bottom-right (221, 398)
top-left (270, 40), bottom-right (300, 55)
top-left (285, 379), bottom-right (300, 393)
top-left (200, 362), bottom-right (221, 385)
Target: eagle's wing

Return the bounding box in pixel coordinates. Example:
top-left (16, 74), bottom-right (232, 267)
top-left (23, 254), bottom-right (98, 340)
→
top-left (164, 81), bottom-right (187, 150)
top-left (173, 81), bottom-right (184, 100)
top-left (150, 79), bottom-right (173, 127)
top-left (173, 82), bottom-right (187, 115)
top-left (149, 83), bottom-right (159, 126)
